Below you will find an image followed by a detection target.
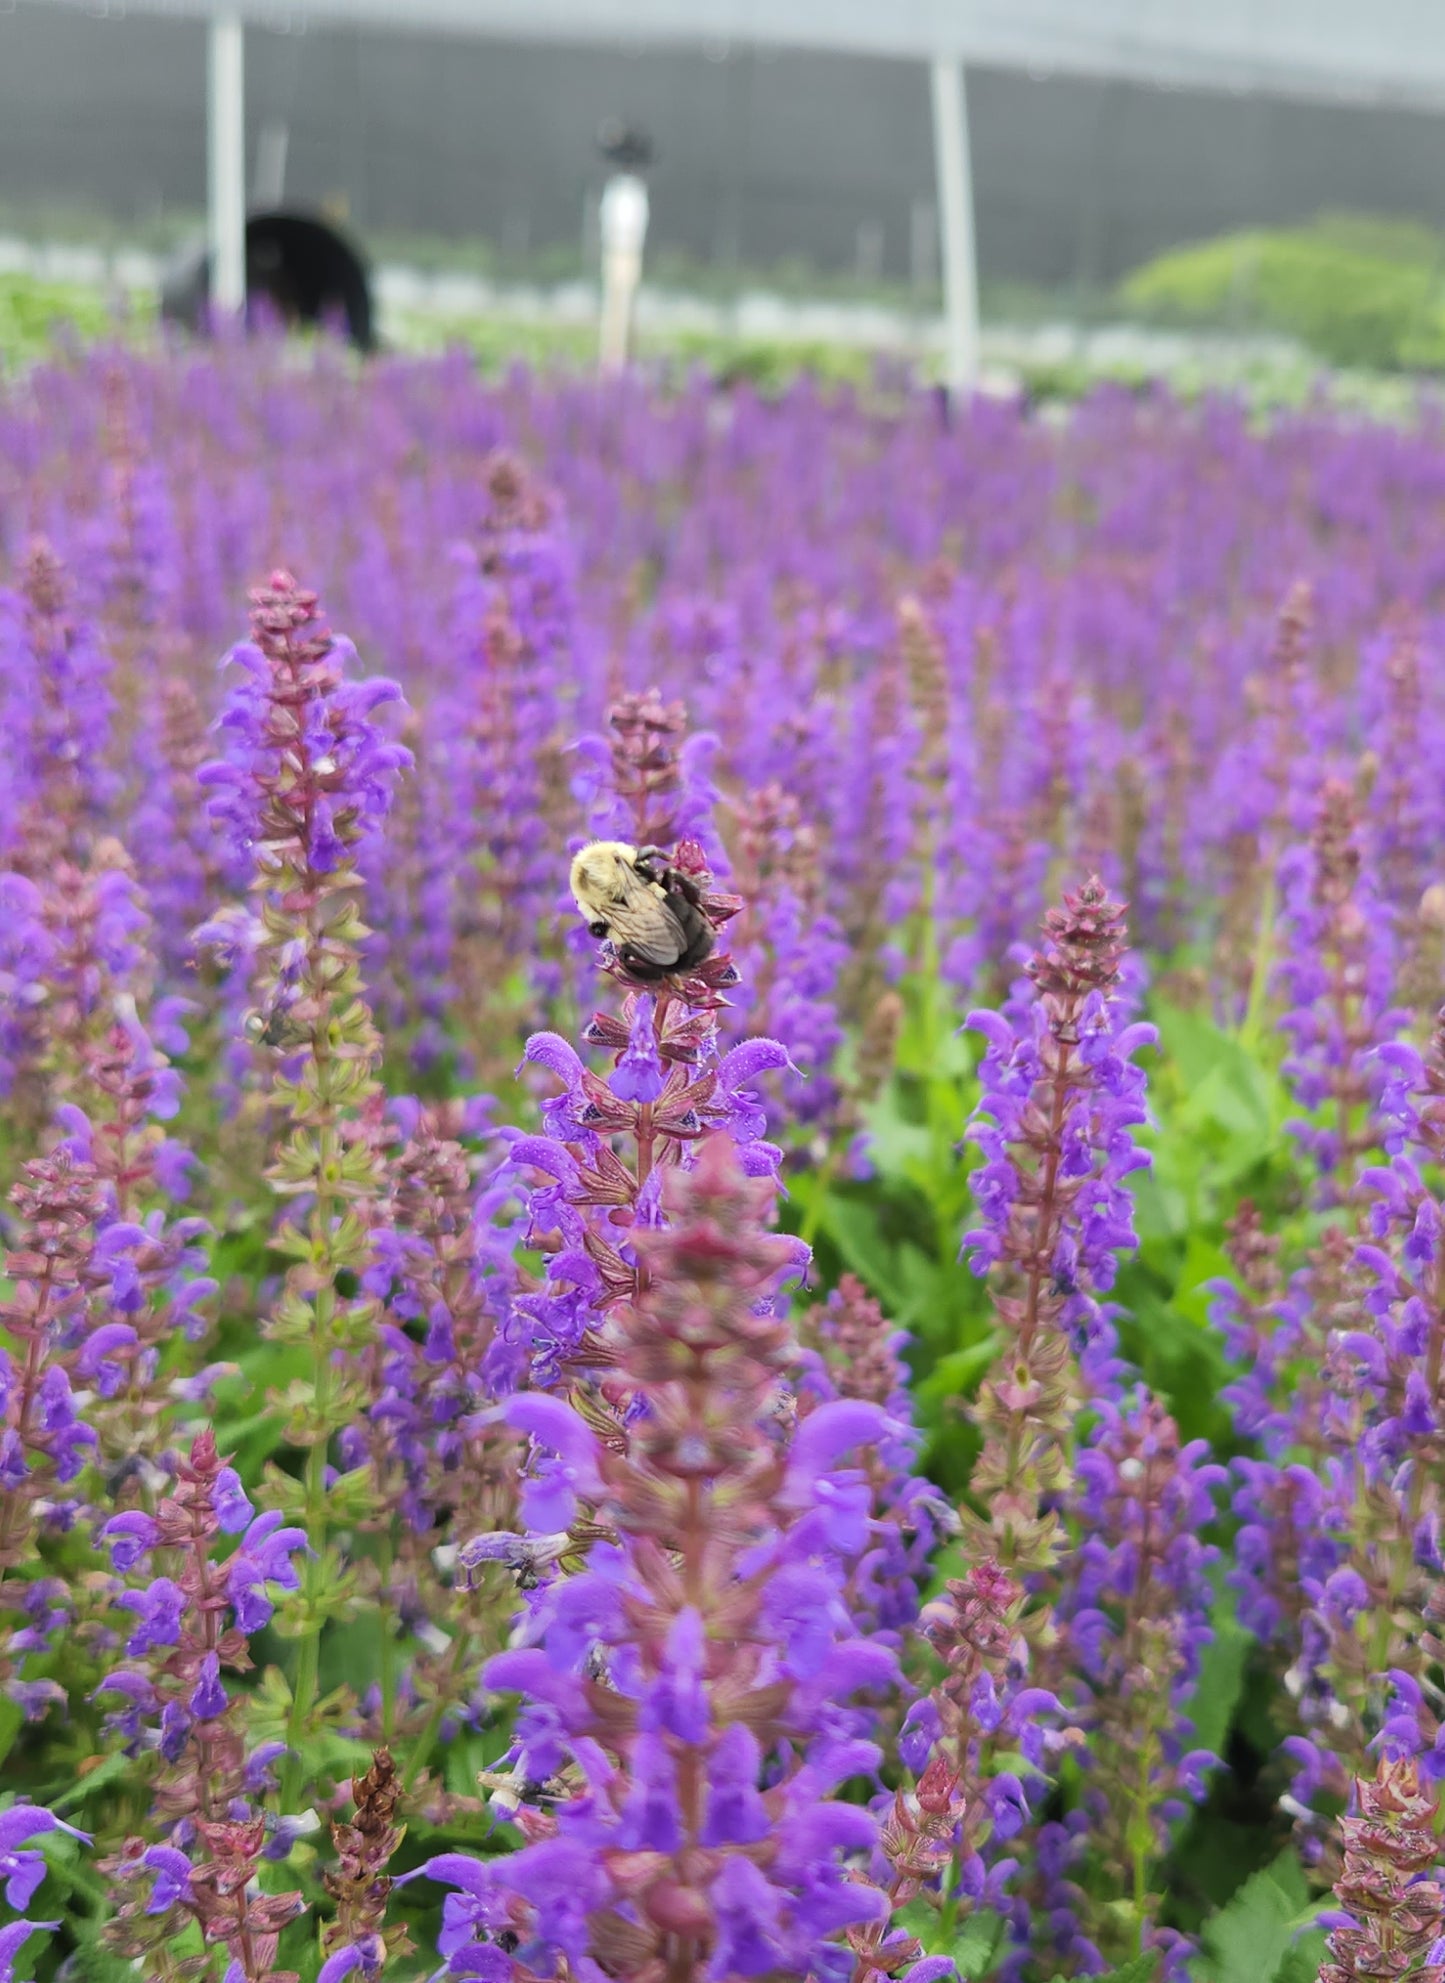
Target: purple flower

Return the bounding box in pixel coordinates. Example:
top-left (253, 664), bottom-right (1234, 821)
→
top-left (609, 994), bottom-right (664, 1102)
top-left (0, 1921), bottom-right (60, 1983)
top-left (99, 1510), bottom-right (161, 1572)
top-left (702, 1725), bottom-right (772, 1847)
top-left (140, 1843), bottom-right (194, 1911)
top-left (617, 1733), bottom-right (682, 1852)
top-left (243, 1741), bottom-right (290, 1794)
top-left (189, 1652), bottom-right (227, 1721)
top-left (0, 1806), bottom-right (89, 1912)
top-left (119, 1577), bottom-right (186, 1655)
top-left (1273, 780), bottom-right (1402, 1198)
top-left (708, 1854), bottom-right (787, 1974)
top-left (200, 586), bottom-right (410, 869)
top-left (213, 1465), bottom-right (254, 1533)
top-left (318, 1940), bottom-right (385, 1983)
top-left (4, 1680), bottom-right (65, 1724)
top-left (226, 1512), bottom-right (309, 1631)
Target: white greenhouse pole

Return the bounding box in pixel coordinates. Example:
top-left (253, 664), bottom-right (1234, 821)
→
top-left (207, 11), bottom-right (248, 315)
top-left (929, 53), bottom-right (980, 396)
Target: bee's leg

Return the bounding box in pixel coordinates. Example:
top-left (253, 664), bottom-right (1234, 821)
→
top-left (632, 845), bottom-right (671, 882)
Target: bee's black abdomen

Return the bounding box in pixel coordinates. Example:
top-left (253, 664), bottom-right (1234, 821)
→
top-left (656, 876), bottom-right (714, 973)
top-left (669, 894), bottom-right (715, 971)
top-left (615, 944), bottom-right (670, 982)
top-left (616, 881), bottom-right (713, 979)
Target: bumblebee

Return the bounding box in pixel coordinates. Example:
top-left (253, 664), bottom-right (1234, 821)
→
top-left (569, 840), bottom-right (714, 980)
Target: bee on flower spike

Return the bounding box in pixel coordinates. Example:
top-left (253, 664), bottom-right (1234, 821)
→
top-left (569, 840), bottom-right (715, 980)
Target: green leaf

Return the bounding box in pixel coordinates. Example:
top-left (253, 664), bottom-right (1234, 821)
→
top-left (1185, 1584), bottom-right (1252, 1762)
top-left (863, 1089), bottom-right (937, 1182)
top-left (1046, 1956), bottom-right (1160, 1983)
top-left (0, 1691), bottom-right (23, 1772)
top-left (1170, 1008), bottom-right (1284, 1133)
top-left (916, 1334), bottom-right (1002, 1415)
top-left (947, 1908), bottom-right (1007, 1976)
top-left (49, 1748), bottom-right (137, 1812)
top-left (812, 1195), bottom-right (903, 1309)
top-left (1170, 1234), bottom-right (1237, 1330)
top-left (51, 1935), bottom-right (139, 1983)
top-left (1077, 1952), bottom-right (1166, 1983)
top-left (1272, 1931), bottom-right (1327, 1983)
top-left (1194, 1849), bottom-right (1312, 1983)
top-left (1130, 1158), bottom-right (1193, 1247)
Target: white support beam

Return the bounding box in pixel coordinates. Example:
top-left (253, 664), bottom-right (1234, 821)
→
top-left (929, 53), bottom-right (980, 398)
top-left (23, 0), bottom-right (1445, 114)
top-left (207, 12), bottom-right (248, 315)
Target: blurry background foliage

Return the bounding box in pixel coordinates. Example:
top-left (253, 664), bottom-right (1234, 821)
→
top-left (1120, 211), bottom-right (1445, 372)
top-left (12, 210), bottom-right (1445, 405)
top-left (0, 272), bottom-right (148, 370)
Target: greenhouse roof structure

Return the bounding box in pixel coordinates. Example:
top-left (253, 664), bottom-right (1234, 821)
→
top-left (26, 0), bottom-right (1445, 107)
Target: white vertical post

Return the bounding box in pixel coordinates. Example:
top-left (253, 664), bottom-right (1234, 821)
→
top-left (597, 172), bottom-right (649, 373)
top-left (930, 54), bottom-right (980, 397)
top-left (208, 11), bottom-right (247, 316)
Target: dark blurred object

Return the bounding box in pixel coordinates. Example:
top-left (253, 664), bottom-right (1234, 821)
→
top-left (597, 120), bottom-right (654, 172)
top-left (160, 210), bottom-right (374, 351)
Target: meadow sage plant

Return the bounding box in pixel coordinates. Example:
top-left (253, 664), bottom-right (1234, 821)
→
top-left (198, 571), bottom-right (410, 1807)
top-left (423, 1136), bottom-right (940, 1983)
top-left (14, 339), bottom-right (1445, 1979)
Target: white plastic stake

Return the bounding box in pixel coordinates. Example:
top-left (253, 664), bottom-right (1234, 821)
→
top-left (930, 54), bottom-right (980, 397)
top-left (208, 11), bottom-right (247, 315)
top-left (598, 172), bottom-right (649, 372)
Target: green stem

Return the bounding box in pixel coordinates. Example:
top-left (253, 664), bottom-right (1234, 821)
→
top-left (1237, 874), bottom-right (1277, 1050)
top-left (280, 1436), bottom-right (328, 1810)
top-left (935, 1881), bottom-right (958, 1948)
top-left (401, 1631), bottom-right (475, 1793)
top-left (1132, 1798), bottom-right (1150, 1954)
top-left (378, 1533), bottom-right (397, 1744)
top-left (798, 1140), bottom-right (842, 1250)
top-left (915, 878), bottom-right (956, 1277)
top-left (279, 1032), bottom-right (339, 1810)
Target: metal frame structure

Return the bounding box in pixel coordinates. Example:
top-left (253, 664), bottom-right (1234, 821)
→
top-left (24, 0), bottom-right (1445, 385)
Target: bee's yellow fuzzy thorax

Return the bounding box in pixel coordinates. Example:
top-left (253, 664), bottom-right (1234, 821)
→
top-left (570, 841), bottom-right (640, 908)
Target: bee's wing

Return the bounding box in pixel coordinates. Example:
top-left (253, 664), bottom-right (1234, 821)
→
top-left (607, 868), bottom-right (689, 966)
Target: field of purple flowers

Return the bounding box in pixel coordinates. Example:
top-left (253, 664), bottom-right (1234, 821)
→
top-left (0, 338), bottom-right (1444, 1983)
